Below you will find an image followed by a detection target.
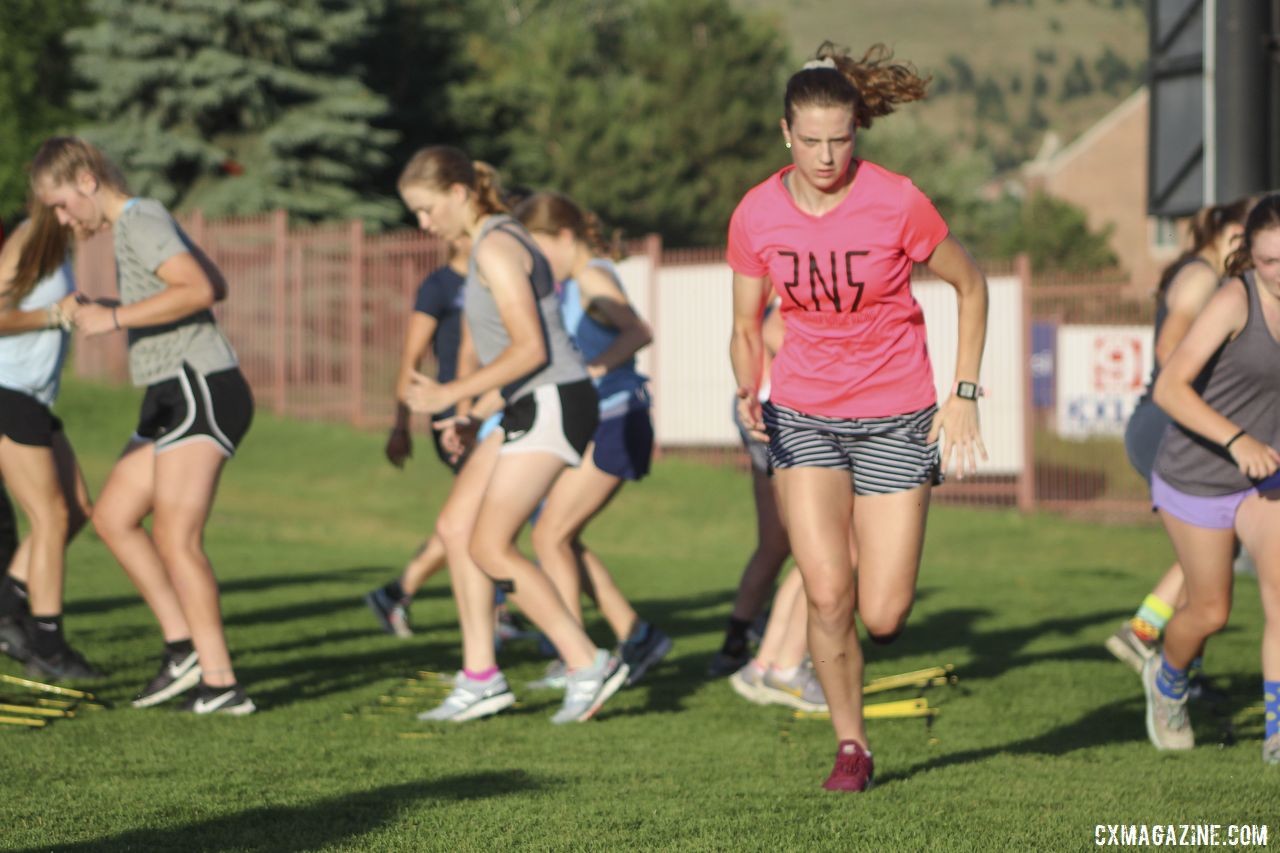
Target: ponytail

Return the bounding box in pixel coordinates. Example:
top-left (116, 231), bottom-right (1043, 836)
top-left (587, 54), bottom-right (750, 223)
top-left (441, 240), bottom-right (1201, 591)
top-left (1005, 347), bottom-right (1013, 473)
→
top-left (1157, 197), bottom-right (1253, 293)
top-left (397, 146), bottom-right (508, 215)
top-left (785, 42), bottom-right (930, 130)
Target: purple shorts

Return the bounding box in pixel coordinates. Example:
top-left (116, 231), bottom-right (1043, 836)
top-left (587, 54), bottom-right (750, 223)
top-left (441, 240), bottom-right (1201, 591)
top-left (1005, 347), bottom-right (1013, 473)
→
top-left (1152, 471), bottom-right (1280, 530)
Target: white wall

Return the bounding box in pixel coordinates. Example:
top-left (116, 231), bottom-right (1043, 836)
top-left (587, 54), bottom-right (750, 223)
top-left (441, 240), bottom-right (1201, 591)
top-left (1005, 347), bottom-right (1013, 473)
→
top-left (613, 258), bottom-right (1025, 474)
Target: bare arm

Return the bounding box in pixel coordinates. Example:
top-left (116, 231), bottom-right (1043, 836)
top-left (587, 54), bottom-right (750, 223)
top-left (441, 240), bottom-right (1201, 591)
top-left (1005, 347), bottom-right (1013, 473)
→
top-left (577, 263), bottom-right (652, 378)
top-left (1153, 279), bottom-right (1280, 479)
top-left (0, 221), bottom-right (64, 335)
top-left (1155, 262), bottom-right (1219, 366)
top-left (393, 312), bottom-right (438, 430)
top-left (923, 236), bottom-right (989, 477)
top-left (75, 251), bottom-right (224, 335)
top-left (730, 271), bottom-right (772, 440)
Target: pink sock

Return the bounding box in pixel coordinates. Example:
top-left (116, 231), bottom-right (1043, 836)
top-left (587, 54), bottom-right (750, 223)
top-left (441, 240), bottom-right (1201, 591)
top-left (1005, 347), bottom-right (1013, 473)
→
top-left (464, 666), bottom-right (499, 682)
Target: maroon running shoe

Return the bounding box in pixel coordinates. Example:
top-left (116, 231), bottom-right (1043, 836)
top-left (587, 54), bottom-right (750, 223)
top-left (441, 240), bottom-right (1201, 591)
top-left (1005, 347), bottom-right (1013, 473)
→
top-left (822, 740), bottom-right (874, 792)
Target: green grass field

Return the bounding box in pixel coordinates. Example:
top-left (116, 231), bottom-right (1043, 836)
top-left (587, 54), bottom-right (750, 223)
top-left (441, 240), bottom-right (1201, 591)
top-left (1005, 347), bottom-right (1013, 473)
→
top-left (1, 380), bottom-right (1275, 852)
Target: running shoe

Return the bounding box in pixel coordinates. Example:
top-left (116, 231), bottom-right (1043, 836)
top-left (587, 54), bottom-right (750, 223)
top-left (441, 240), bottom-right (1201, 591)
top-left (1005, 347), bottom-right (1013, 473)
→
top-left (132, 648), bottom-right (202, 708)
top-left (729, 661), bottom-right (771, 705)
top-left (1264, 733), bottom-right (1280, 766)
top-left (1142, 656), bottom-right (1194, 750)
top-left (1104, 622), bottom-right (1157, 674)
top-left (823, 740), bottom-right (874, 792)
top-left (24, 644), bottom-right (104, 682)
top-left (550, 649), bottom-right (629, 724)
top-left (619, 622), bottom-right (673, 687)
top-left (417, 671), bottom-right (515, 722)
top-left (760, 664), bottom-right (828, 713)
top-left (179, 682), bottom-right (256, 716)
top-left (527, 659), bottom-right (568, 691)
top-left (707, 648), bottom-right (751, 678)
top-left (0, 615), bottom-right (30, 663)
top-left (365, 588), bottom-right (413, 639)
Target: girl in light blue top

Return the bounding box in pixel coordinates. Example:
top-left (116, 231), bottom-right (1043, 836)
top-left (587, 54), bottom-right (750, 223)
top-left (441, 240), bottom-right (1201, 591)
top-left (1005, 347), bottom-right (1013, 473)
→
top-left (0, 200), bottom-right (97, 679)
top-left (515, 192), bottom-right (673, 687)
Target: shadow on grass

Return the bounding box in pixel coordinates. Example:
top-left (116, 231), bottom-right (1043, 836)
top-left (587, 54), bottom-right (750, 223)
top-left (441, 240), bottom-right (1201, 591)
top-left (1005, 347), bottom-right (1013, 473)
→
top-left (12, 771), bottom-right (555, 853)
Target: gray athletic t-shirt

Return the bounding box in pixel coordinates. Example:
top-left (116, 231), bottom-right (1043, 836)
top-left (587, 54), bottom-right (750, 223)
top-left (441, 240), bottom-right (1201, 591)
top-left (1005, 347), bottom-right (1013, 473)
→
top-left (114, 199), bottom-right (238, 387)
top-left (465, 214), bottom-right (587, 401)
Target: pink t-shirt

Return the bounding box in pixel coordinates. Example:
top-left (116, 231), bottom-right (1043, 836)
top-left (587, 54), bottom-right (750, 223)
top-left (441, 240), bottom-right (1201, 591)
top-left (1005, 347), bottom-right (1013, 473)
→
top-left (727, 161), bottom-right (948, 419)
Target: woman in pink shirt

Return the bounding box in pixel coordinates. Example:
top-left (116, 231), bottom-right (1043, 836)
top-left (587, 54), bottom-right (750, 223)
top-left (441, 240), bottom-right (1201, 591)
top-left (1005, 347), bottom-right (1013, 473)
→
top-left (729, 42), bottom-right (989, 791)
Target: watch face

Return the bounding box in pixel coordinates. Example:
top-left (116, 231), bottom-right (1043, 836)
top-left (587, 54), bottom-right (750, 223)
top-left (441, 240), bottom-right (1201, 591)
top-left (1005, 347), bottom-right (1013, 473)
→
top-left (957, 382), bottom-right (978, 400)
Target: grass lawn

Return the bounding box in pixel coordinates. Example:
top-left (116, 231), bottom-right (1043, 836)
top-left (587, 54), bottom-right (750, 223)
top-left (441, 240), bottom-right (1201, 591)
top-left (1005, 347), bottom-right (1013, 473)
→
top-left (1, 380), bottom-right (1275, 852)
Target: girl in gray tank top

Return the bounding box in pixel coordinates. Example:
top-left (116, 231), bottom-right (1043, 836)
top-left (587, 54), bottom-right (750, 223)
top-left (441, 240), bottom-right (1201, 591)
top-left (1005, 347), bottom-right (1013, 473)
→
top-left (1109, 198), bottom-right (1248, 690)
top-left (1142, 194), bottom-right (1280, 765)
top-left (397, 146), bottom-right (628, 726)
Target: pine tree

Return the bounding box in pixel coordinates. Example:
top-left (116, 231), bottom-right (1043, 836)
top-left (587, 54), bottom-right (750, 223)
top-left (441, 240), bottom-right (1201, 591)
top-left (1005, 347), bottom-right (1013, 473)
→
top-left (67, 0), bottom-right (401, 224)
top-left (0, 0), bottom-right (88, 222)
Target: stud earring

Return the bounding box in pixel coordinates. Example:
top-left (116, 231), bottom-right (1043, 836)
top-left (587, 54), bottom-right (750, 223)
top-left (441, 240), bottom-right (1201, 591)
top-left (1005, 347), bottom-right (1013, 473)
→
top-left (785, 141), bottom-right (792, 149)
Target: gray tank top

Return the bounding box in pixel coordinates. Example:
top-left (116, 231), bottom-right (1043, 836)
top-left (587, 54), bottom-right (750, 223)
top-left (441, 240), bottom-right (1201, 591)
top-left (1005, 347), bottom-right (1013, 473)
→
top-left (464, 214), bottom-right (587, 400)
top-left (1153, 271), bottom-right (1280, 495)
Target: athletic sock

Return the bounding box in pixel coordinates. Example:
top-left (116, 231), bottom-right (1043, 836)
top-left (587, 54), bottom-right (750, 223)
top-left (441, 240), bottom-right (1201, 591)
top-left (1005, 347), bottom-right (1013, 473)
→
top-left (721, 617), bottom-right (752, 656)
top-left (1130, 594), bottom-right (1174, 643)
top-left (1265, 680), bottom-right (1279, 740)
top-left (464, 666), bottom-right (499, 682)
top-left (382, 580), bottom-right (407, 603)
top-left (0, 577), bottom-right (27, 617)
top-left (30, 614), bottom-right (66, 659)
top-left (1156, 654), bottom-right (1189, 700)
top-left (165, 638), bottom-right (195, 657)
top-left (1189, 656), bottom-right (1204, 676)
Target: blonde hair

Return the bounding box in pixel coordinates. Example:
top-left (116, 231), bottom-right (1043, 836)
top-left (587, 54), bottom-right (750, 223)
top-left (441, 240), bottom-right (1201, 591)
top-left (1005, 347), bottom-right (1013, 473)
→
top-left (5, 200), bottom-right (71, 308)
top-left (30, 136), bottom-right (130, 194)
top-left (785, 42), bottom-right (930, 130)
top-left (397, 146), bottom-right (507, 215)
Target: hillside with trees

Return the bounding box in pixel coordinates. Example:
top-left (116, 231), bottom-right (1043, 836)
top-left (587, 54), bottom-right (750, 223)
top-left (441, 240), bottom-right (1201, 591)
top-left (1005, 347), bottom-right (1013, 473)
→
top-left (0, 0), bottom-right (1133, 269)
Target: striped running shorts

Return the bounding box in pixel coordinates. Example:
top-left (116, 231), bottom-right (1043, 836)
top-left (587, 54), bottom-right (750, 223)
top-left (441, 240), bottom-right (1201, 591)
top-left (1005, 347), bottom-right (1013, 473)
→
top-left (763, 401), bottom-right (941, 496)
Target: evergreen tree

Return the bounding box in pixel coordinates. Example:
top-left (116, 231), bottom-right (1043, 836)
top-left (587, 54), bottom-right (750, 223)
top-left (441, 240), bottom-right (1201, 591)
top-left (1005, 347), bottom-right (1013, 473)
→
top-left (67, 0), bottom-right (400, 224)
top-left (0, 0), bottom-right (88, 222)
top-left (1059, 55), bottom-right (1095, 101)
top-left (453, 0), bottom-right (788, 246)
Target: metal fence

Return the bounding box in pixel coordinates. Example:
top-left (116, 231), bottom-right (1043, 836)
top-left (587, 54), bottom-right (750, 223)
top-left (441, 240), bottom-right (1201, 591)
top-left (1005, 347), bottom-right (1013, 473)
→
top-left (71, 212), bottom-right (1158, 518)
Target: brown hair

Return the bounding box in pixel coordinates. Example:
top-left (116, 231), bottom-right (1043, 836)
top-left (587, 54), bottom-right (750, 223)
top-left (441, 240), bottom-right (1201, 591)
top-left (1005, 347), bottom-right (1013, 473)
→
top-left (513, 192), bottom-right (620, 260)
top-left (785, 42), bottom-right (930, 130)
top-left (29, 136), bottom-right (129, 195)
top-left (397, 146), bottom-right (507, 216)
top-left (4, 200), bottom-right (70, 308)
top-left (1157, 197), bottom-right (1252, 293)
top-left (1225, 193), bottom-right (1280, 277)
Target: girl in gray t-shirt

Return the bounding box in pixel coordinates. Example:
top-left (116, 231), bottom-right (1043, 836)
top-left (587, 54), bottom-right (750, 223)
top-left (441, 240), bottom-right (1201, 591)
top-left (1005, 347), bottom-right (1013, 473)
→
top-left (1144, 194), bottom-right (1280, 765)
top-left (397, 145), bottom-right (628, 725)
top-left (32, 136), bottom-right (255, 716)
